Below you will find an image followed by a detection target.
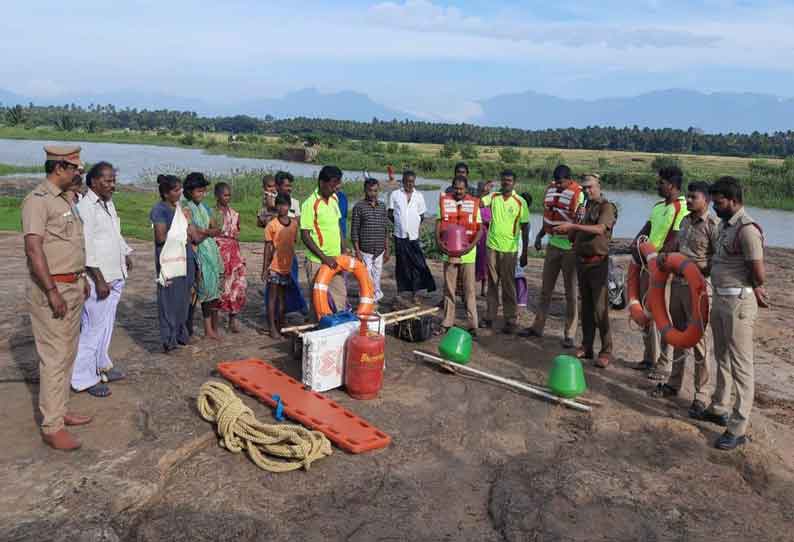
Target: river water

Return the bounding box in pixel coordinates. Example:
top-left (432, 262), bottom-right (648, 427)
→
top-left (2, 138), bottom-right (792, 248)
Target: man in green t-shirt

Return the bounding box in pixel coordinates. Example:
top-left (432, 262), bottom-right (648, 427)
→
top-left (300, 165), bottom-right (348, 320)
top-left (524, 165), bottom-right (584, 348)
top-left (480, 170), bottom-right (529, 334)
top-left (630, 165), bottom-right (689, 378)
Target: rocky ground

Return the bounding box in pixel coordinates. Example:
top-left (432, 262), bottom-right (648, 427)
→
top-left (0, 232), bottom-right (792, 542)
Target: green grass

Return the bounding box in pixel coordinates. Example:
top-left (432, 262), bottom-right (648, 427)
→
top-left (0, 163), bottom-right (42, 176)
top-left (2, 126), bottom-right (793, 210)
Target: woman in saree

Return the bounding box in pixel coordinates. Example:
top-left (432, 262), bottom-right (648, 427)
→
top-left (183, 172), bottom-right (223, 340)
top-left (150, 175), bottom-right (197, 352)
top-left (214, 182), bottom-right (247, 333)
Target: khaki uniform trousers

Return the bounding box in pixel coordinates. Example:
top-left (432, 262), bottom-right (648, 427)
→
top-left (666, 281), bottom-right (713, 403)
top-left (486, 249), bottom-right (518, 326)
top-left (305, 259), bottom-right (348, 322)
top-left (28, 279), bottom-right (84, 435)
top-left (442, 260), bottom-right (478, 329)
top-left (578, 259), bottom-right (612, 355)
top-left (640, 269), bottom-right (672, 370)
top-left (531, 245), bottom-right (578, 339)
top-left (708, 291), bottom-right (758, 436)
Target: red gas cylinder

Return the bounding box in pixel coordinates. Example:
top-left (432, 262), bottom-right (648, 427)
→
top-left (442, 223), bottom-right (469, 257)
top-left (345, 315), bottom-right (386, 400)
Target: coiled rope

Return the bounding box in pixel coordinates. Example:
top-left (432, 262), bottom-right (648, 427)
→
top-left (197, 381), bottom-right (332, 472)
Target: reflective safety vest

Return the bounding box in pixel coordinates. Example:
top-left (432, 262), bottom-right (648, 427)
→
top-left (439, 193), bottom-right (480, 242)
top-left (542, 181), bottom-right (583, 233)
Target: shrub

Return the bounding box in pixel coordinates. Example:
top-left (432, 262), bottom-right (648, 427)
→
top-left (650, 155), bottom-right (682, 173)
top-left (498, 147), bottom-right (521, 163)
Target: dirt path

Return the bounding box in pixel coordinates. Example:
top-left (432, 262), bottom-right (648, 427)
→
top-left (0, 232), bottom-right (792, 541)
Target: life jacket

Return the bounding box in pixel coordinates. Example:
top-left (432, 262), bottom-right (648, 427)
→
top-left (542, 181), bottom-right (583, 233)
top-left (439, 193), bottom-right (480, 242)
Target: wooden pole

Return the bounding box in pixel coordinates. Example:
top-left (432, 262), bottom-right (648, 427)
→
top-left (413, 350), bottom-right (592, 413)
top-left (281, 305), bottom-right (436, 334)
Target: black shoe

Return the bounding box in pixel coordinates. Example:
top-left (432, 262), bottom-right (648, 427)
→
top-left (688, 400), bottom-right (707, 419)
top-left (478, 319), bottom-right (492, 329)
top-left (561, 337), bottom-right (575, 349)
top-left (700, 409), bottom-right (729, 427)
top-left (649, 383), bottom-right (678, 398)
top-left (715, 431), bottom-right (746, 450)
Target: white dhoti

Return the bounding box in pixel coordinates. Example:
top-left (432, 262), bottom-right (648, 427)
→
top-left (71, 278), bottom-right (124, 391)
top-left (361, 251), bottom-right (384, 302)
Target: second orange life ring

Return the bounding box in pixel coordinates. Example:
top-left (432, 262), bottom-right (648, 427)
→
top-left (312, 255), bottom-right (375, 318)
top-left (647, 252), bottom-right (709, 349)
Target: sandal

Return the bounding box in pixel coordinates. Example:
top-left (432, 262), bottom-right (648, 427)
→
top-left (650, 383), bottom-right (678, 398)
top-left (434, 326), bottom-right (450, 337)
top-left (576, 348), bottom-right (594, 360)
top-left (594, 354), bottom-right (610, 368)
top-left (86, 382), bottom-right (112, 398)
top-left (100, 368), bottom-right (126, 383)
top-left (647, 369), bottom-right (671, 381)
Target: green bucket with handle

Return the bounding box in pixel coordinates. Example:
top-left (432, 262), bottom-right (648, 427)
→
top-left (547, 355), bottom-right (587, 398)
top-left (438, 327), bottom-right (472, 364)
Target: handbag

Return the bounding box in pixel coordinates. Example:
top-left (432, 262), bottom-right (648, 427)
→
top-left (157, 202), bottom-right (188, 286)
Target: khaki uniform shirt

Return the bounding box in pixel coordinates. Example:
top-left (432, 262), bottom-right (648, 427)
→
top-left (21, 180), bottom-right (86, 275)
top-left (711, 207), bottom-right (763, 289)
top-left (676, 211), bottom-right (720, 276)
top-left (574, 197), bottom-right (617, 258)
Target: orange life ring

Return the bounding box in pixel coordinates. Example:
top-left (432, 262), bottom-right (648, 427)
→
top-left (312, 255), bottom-right (375, 318)
top-left (626, 242), bottom-right (659, 328)
top-left (647, 252), bottom-right (709, 349)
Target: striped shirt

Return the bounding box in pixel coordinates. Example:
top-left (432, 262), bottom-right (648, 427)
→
top-left (351, 199), bottom-right (389, 256)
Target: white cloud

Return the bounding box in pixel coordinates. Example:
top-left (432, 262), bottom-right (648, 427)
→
top-left (368, 0), bottom-right (721, 49)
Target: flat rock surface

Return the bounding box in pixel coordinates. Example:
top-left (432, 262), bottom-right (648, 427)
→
top-left (0, 232), bottom-right (792, 541)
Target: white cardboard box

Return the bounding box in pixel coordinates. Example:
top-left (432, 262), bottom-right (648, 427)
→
top-left (301, 317), bottom-right (384, 392)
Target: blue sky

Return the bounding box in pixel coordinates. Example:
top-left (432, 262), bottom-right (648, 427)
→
top-left (2, 0), bottom-right (793, 120)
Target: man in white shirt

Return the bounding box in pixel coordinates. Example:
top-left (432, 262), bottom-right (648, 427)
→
top-left (388, 170), bottom-right (436, 303)
top-left (72, 162), bottom-right (133, 397)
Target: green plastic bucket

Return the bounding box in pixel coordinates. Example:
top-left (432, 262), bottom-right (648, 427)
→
top-left (438, 327), bottom-right (472, 364)
top-left (547, 355), bottom-right (587, 398)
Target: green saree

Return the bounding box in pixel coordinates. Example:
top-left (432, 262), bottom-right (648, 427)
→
top-left (186, 200), bottom-right (222, 303)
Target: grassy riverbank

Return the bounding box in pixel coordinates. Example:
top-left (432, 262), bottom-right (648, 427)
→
top-left (2, 126), bottom-right (793, 210)
top-left (0, 163), bottom-right (42, 176)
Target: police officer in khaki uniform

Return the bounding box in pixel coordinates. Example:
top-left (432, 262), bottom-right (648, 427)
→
top-left (652, 181), bottom-right (719, 418)
top-left (22, 145), bottom-right (92, 451)
top-left (699, 176), bottom-right (767, 450)
top-left (553, 174), bottom-right (617, 368)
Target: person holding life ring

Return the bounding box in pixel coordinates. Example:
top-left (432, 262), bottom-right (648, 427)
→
top-left (300, 166), bottom-right (348, 321)
top-left (628, 166), bottom-right (689, 380)
top-left (649, 181), bottom-right (720, 421)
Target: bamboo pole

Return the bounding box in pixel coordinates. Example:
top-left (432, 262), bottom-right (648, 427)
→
top-left (281, 305), bottom-right (435, 334)
top-left (383, 307), bottom-right (439, 325)
top-left (413, 350), bottom-right (592, 413)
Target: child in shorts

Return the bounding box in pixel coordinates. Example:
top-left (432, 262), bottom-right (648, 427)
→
top-left (263, 194), bottom-right (297, 339)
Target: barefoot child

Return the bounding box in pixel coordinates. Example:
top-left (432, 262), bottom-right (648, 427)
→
top-left (214, 182), bottom-right (247, 333)
top-left (263, 194), bottom-right (298, 339)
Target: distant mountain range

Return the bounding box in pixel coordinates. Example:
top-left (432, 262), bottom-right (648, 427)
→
top-left (1, 87), bottom-right (792, 134)
top-left (474, 89), bottom-right (794, 134)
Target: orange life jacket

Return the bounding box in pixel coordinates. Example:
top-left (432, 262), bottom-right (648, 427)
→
top-left (542, 181), bottom-right (583, 234)
top-left (439, 193), bottom-right (480, 242)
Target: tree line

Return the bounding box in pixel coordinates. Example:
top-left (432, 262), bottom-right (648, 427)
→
top-left (2, 103), bottom-right (793, 158)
